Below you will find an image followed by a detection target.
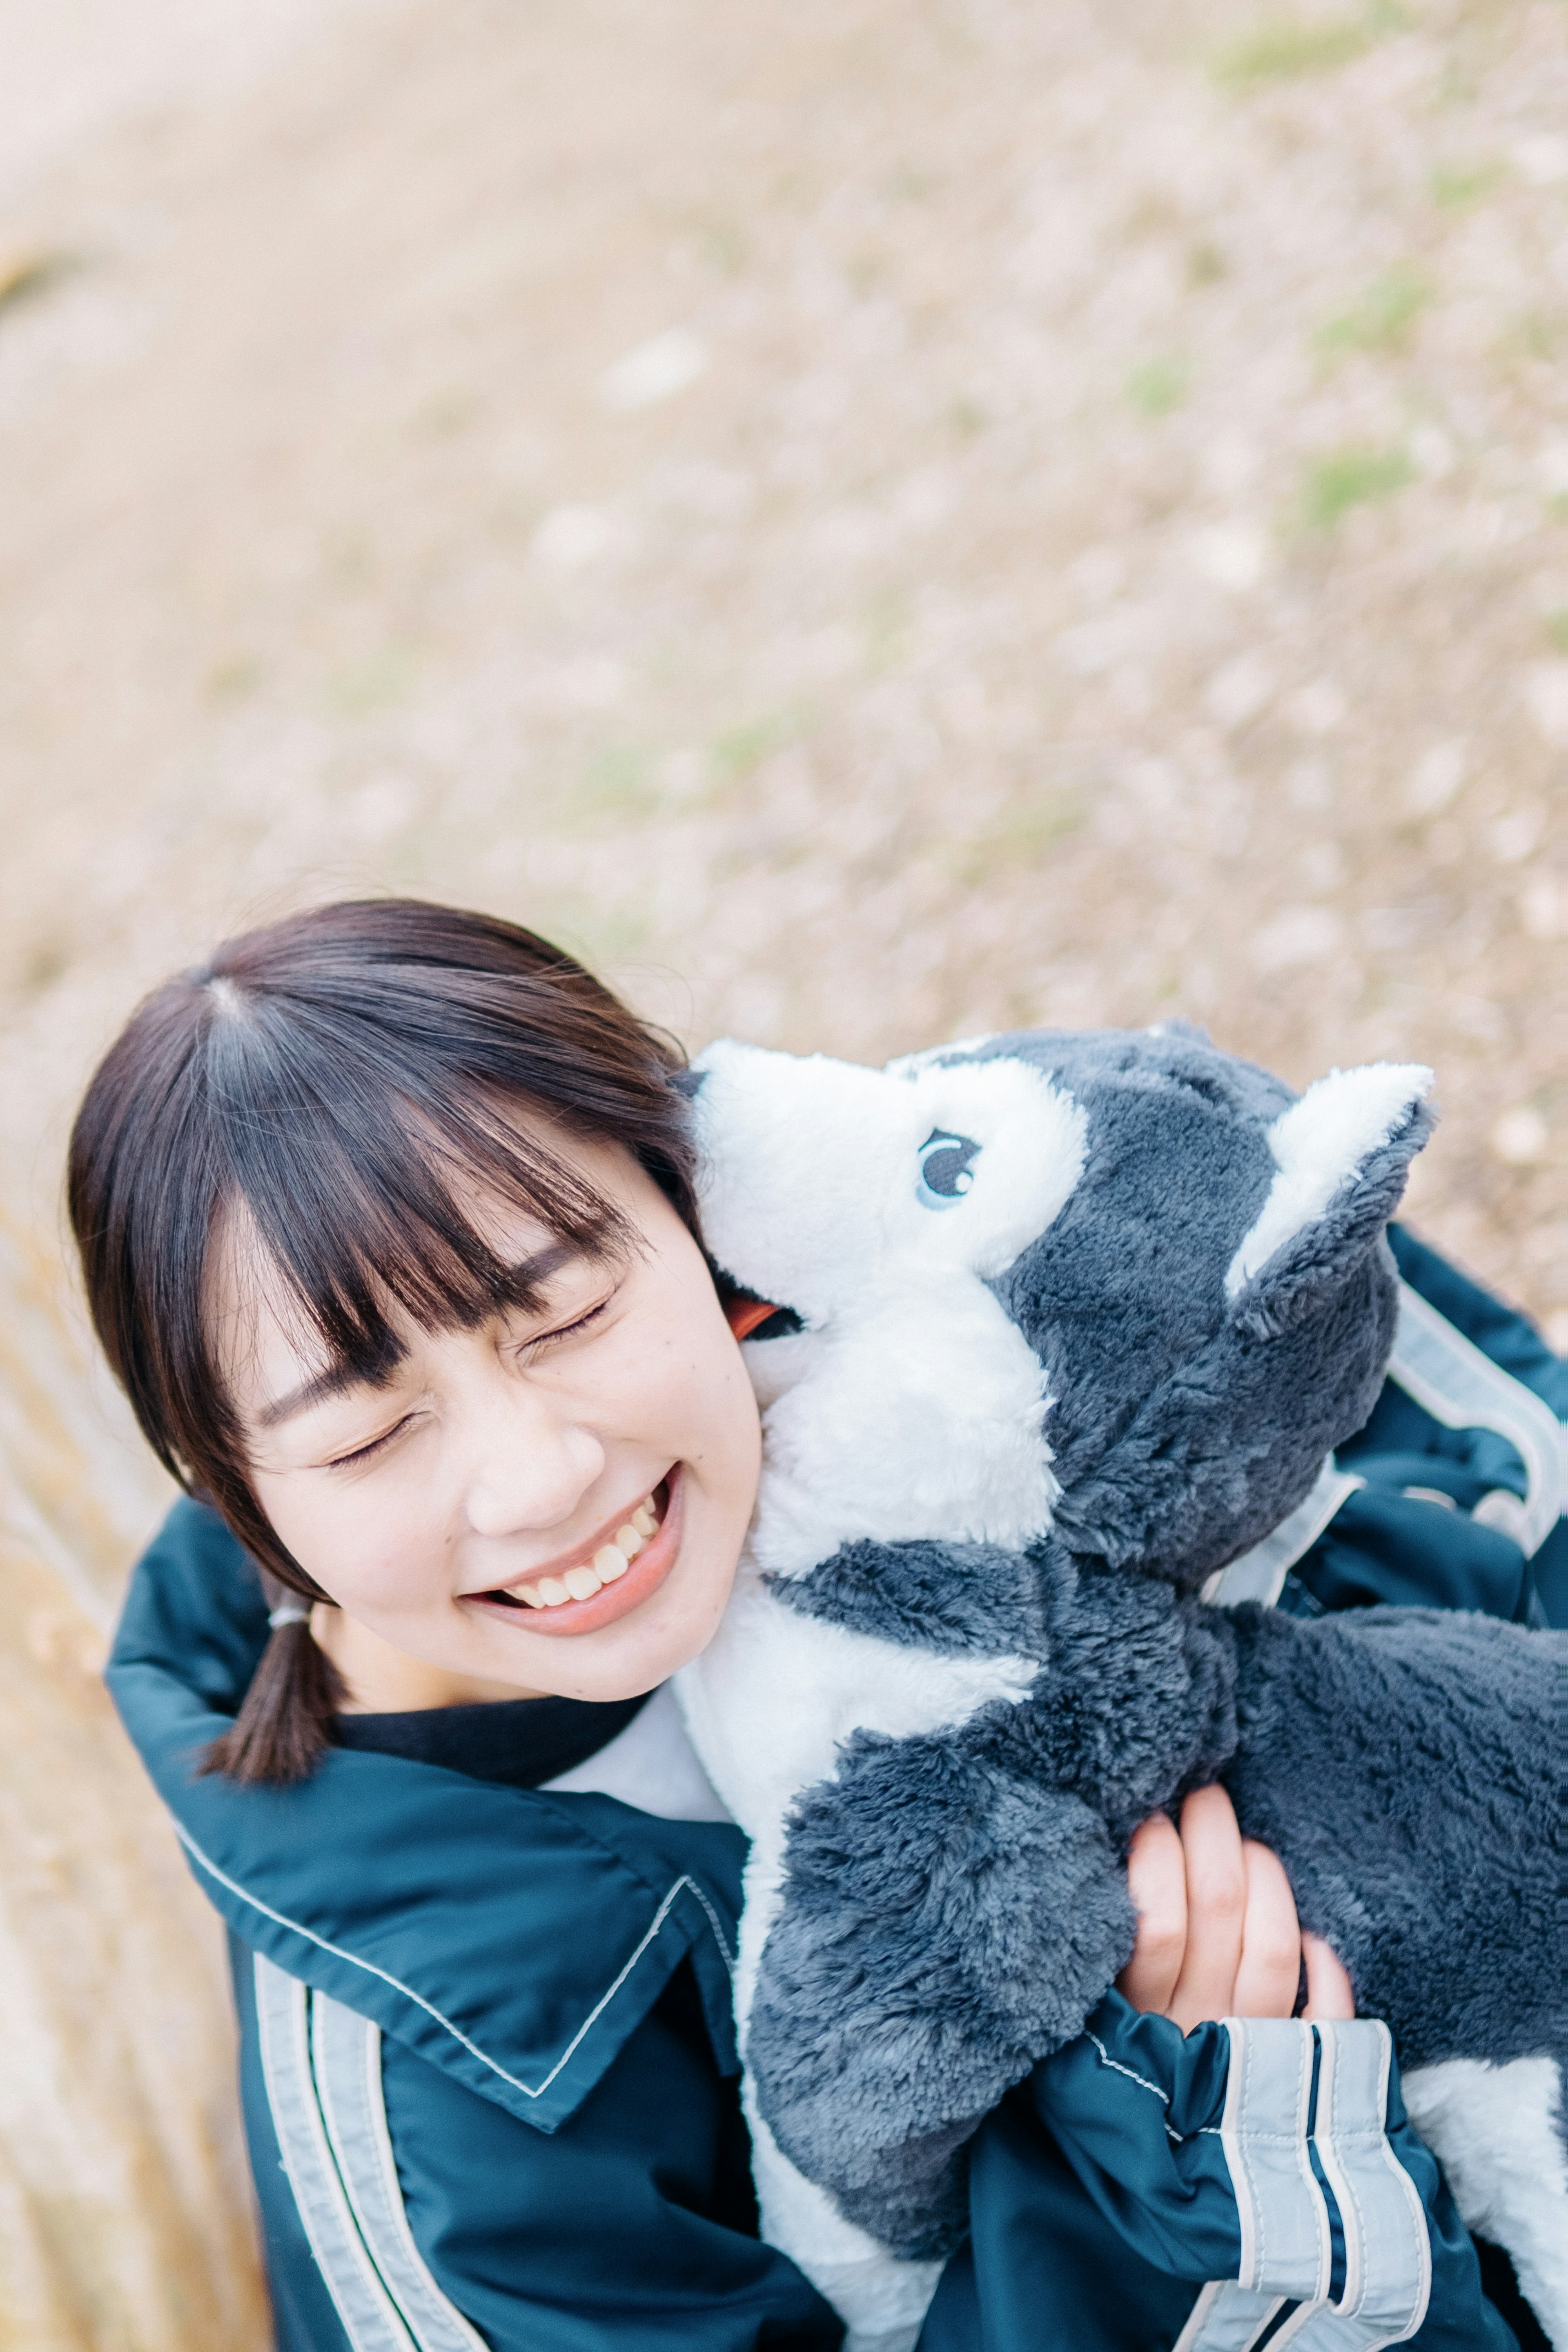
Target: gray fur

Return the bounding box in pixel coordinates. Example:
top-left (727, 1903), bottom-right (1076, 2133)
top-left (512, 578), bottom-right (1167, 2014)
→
top-left (727, 1024), bottom-right (1564, 2263)
top-left (776, 1539), bottom-right (1046, 1658)
top-left (969, 1029), bottom-right (1423, 1586)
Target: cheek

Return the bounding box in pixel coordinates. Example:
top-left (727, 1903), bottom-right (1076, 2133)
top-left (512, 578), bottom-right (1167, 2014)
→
top-left (675, 1323), bottom-right (763, 1499)
top-left (252, 1470), bottom-right (439, 1617)
top-left (600, 1281), bottom-right (758, 1490)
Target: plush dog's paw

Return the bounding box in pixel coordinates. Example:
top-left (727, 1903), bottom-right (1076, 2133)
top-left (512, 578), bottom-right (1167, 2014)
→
top-left (747, 1728), bottom-right (1134, 2254)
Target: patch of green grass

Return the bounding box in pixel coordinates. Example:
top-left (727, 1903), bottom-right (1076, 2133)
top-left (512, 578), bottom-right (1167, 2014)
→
top-left (948, 795), bottom-right (1085, 884)
top-left (1212, 4), bottom-right (1407, 88)
top-left (1315, 263), bottom-right (1431, 361)
top-left (0, 247), bottom-right (79, 319)
top-left (1430, 158), bottom-right (1502, 210)
top-left (327, 645), bottom-right (417, 716)
top-left (864, 588), bottom-right (912, 673)
top-left (1498, 312), bottom-right (1566, 367)
top-left (1544, 609), bottom-right (1568, 653)
top-left (538, 895), bottom-right (656, 968)
top-left (1299, 441), bottom-right (1415, 528)
top-left (570, 742), bottom-right (659, 823)
top-left (414, 385), bottom-right (481, 438)
top-left (1127, 355), bottom-right (1190, 415)
top-left (688, 215), bottom-right (749, 276)
top-left (206, 655), bottom-right (265, 703)
top-left (710, 705), bottom-right (808, 784)
top-left (21, 935), bottom-right (69, 993)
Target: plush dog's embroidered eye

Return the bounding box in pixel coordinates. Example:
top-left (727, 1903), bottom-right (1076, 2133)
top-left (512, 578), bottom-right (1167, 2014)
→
top-left (915, 1128), bottom-right (980, 1208)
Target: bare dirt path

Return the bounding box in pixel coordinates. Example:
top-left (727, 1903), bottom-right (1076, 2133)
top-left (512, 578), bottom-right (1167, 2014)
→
top-left (0, 2), bottom-right (1562, 2341)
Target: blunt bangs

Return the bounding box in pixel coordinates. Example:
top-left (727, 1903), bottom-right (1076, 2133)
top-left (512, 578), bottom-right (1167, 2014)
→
top-left (203, 989), bottom-right (632, 1382)
top-left (69, 899), bottom-right (698, 1597)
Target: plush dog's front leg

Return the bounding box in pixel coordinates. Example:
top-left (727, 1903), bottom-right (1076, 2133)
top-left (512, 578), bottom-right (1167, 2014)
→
top-left (744, 2089), bottom-right (945, 2352)
top-left (729, 1831), bottom-right (946, 2352)
top-left (747, 1724), bottom-right (1136, 2258)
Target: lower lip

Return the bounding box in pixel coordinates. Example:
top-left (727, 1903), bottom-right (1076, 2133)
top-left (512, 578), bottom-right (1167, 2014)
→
top-left (466, 1469), bottom-right (685, 1639)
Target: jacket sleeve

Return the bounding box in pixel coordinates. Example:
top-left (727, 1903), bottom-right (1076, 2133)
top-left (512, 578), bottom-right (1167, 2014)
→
top-left (920, 1993), bottom-right (1519, 2352)
top-left (1321, 1228), bottom-right (1568, 1630)
top-left (232, 1931), bottom-right (844, 2352)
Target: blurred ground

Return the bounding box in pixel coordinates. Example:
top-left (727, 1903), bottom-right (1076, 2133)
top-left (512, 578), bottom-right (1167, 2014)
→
top-left (0, 0), bottom-right (1563, 2343)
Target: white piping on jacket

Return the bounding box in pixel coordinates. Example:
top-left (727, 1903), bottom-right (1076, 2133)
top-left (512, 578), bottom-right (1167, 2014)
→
top-left (180, 1822), bottom-right (730, 2103)
top-left (1387, 1282), bottom-right (1564, 1558)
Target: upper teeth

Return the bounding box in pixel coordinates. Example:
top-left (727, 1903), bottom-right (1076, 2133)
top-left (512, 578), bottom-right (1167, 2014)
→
top-left (512, 1495), bottom-right (659, 1610)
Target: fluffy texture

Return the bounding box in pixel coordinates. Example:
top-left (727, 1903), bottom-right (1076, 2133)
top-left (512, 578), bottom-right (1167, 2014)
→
top-left (675, 1023), bottom-right (1565, 2347)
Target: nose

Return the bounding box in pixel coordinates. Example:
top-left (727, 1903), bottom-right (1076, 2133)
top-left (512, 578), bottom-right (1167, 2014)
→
top-left (461, 1376), bottom-right (605, 1543)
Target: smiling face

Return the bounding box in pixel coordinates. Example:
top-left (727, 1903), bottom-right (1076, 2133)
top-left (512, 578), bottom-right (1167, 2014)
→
top-left (211, 1134), bottom-right (762, 1711)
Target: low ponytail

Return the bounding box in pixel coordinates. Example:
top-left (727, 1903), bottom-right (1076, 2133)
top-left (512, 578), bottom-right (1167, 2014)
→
top-left (201, 1592), bottom-right (345, 1786)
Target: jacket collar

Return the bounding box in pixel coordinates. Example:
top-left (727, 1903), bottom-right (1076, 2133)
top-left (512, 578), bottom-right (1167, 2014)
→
top-left (108, 1499), bottom-right (746, 2131)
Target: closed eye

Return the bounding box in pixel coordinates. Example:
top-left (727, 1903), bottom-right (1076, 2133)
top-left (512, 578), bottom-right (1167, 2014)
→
top-left (516, 1294), bottom-right (615, 1355)
top-left (327, 1416), bottom-right (415, 1471)
top-left (325, 1298), bottom-right (617, 1470)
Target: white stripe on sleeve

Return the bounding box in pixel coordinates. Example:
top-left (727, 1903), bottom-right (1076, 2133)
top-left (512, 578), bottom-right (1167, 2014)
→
top-left (255, 1955), bottom-right (419, 2352)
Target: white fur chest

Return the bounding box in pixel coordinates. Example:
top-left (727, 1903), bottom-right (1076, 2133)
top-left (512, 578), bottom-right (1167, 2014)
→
top-left (676, 1565), bottom-right (1038, 1852)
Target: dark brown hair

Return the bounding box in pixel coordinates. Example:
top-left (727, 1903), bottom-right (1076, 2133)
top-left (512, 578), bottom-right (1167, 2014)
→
top-left (68, 898), bottom-right (699, 1784)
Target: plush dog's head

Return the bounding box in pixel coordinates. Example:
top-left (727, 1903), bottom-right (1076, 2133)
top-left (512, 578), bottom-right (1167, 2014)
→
top-left (691, 1024), bottom-right (1434, 1590)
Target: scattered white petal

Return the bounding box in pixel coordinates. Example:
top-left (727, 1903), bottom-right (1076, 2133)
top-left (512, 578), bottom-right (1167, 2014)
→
top-left (346, 774), bottom-right (419, 842)
top-left (1404, 739), bottom-right (1468, 817)
top-left (1068, 544), bottom-right (1126, 603)
top-left (1250, 905), bottom-right (1343, 973)
top-left (1512, 134), bottom-right (1568, 187)
top-left (1490, 1107), bottom-right (1548, 1166)
top-left (1410, 425), bottom-right (1455, 481)
top-left (1491, 808), bottom-right (1545, 864)
top-left (1537, 443), bottom-right (1568, 499)
top-left (1286, 758), bottom-right (1333, 811)
top-left (1206, 653), bottom-right (1276, 732)
top-left (893, 468), bottom-right (958, 532)
top-left (1302, 841), bottom-right (1344, 891)
top-left (1189, 522), bottom-right (1267, 592)
top-left (597, 327), bottom-right (709, 412)
top-left (1361, 905), bottom-right (1417, 951)
top-left (1286, 678), bottom-right (1348, 737)
top-left (1520, 878), bottom-right (1562, 940)
top-left (550, 655), bottom-right (625, 709)
top-left (657, 746), bottom-right (710, 800)
top-left (531, 504), bottom-right (619, 566)
top-left (1522, 663), bottom-right (1568, 748)
top-left (1056, 611), bottom-right (1136, 675)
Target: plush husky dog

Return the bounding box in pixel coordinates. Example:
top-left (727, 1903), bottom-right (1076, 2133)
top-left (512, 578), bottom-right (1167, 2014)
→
top-left (674, 1025), bottom-right (1565, 2352)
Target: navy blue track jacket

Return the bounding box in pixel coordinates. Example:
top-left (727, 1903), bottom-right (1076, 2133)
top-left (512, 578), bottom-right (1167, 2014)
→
top-left (106, 1231), bottom-right (1565, 2352)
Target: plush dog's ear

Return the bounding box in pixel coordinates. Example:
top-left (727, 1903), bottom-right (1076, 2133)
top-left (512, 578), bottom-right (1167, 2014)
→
top-left (1226, 1063), bottom-right (1435, 1335)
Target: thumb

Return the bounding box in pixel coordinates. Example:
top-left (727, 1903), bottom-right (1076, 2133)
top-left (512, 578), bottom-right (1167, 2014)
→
top-left (1301, 1931), bottom-right (1355, 2022)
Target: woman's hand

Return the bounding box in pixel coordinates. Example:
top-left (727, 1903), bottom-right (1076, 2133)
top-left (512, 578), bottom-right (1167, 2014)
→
top-left (1116, 1785), bottom-right (1354, 2031)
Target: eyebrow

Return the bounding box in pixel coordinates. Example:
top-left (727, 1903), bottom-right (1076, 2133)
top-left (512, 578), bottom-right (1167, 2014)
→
top-left (254, 1240), bottom-right (580, 1429)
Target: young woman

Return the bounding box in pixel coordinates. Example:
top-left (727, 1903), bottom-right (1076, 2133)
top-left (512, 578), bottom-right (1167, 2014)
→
top-left (76, 899), bottom-right (1555, 2350)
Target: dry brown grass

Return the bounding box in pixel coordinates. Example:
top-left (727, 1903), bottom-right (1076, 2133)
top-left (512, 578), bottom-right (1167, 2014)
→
top-left (0, 0), bottom-right (1562, 2336)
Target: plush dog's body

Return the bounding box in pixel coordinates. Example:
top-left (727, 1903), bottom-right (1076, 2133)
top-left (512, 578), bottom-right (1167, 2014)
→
top-left (675, 1025), bottom-right (1566, 2350)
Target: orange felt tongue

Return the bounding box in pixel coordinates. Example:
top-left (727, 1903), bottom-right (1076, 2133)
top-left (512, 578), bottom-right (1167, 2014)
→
top-left (725, 1296), bottom-right (781, 1341)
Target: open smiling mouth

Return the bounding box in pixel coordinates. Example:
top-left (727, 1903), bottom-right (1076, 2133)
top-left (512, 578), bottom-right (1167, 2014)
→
top-left (467, 1471), bottom-right (679, 1637)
